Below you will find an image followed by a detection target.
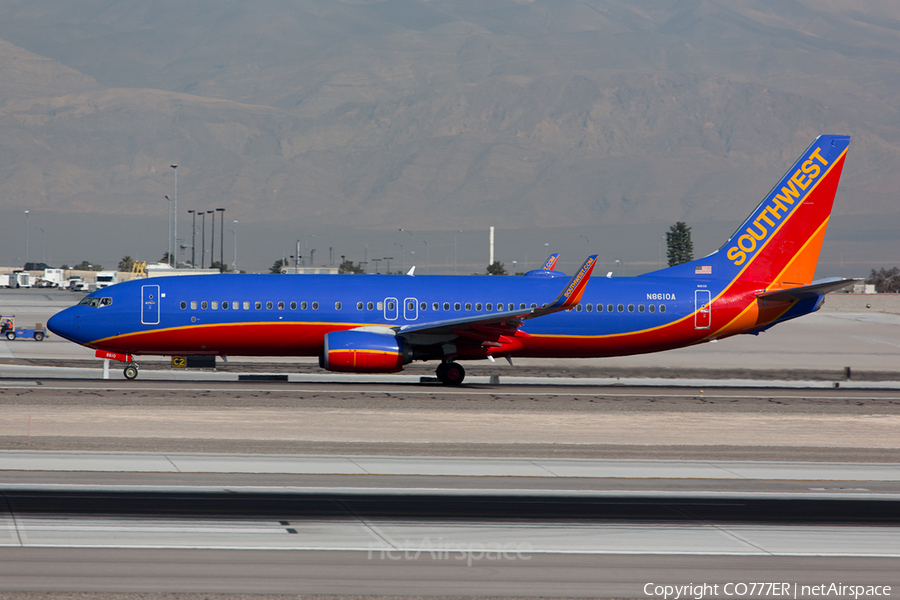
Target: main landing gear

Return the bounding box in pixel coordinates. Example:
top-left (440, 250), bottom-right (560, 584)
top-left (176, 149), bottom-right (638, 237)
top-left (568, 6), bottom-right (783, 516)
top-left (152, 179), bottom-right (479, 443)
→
top-left (435, 361), bottom-right (465, 386)
top-left (123, 362), bottom-right (139, 380)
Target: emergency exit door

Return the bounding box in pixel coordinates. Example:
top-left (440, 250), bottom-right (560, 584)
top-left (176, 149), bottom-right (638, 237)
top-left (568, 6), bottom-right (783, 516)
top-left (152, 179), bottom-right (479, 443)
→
top-left (142, 285), bottom-right (160, 325)
top-left (694, 289), bottom-right (711, 330)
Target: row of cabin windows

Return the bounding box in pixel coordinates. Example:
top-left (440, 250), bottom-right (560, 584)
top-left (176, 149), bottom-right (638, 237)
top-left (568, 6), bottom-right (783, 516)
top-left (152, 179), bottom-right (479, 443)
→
top-left (178, 299), bottom-right (667, 314)
top-left (575, 303), bottom-right (667, 314)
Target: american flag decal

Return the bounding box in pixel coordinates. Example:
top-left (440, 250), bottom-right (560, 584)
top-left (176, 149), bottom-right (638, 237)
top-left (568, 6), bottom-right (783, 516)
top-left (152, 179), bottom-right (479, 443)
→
top-left (695, 265), bottom-right (712, 275)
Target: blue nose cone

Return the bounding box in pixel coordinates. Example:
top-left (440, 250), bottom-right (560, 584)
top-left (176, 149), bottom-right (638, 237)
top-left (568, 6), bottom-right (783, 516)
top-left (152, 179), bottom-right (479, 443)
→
top-left (47, 309), bottom-right (80, 344)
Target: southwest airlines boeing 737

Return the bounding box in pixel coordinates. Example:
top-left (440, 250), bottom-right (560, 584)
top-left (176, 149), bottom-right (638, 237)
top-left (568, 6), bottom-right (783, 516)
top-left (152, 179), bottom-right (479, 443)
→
top-left (48, 135), bottom-right (852, 385)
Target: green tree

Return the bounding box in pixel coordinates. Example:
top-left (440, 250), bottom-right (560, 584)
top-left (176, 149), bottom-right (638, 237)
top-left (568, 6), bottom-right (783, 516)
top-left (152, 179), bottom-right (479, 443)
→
top-left (159, 251), bottom-right (171, 265)
top-left (486, 261), bottom-right (508, 276)
top-left (118, 256), bottom-right (134, 272)
top-left (72, 261), bottom-right (101, 271)
top-left (866, 267), bottom-right (900, 293)
top-left (209, 260), bottom-right (229, 273)
top-left (666, 222), bottom-right (694, 267)
top-left (339, 259), bottom-right (365, 274)
top-left (269, 258), bottom-right (288, 274)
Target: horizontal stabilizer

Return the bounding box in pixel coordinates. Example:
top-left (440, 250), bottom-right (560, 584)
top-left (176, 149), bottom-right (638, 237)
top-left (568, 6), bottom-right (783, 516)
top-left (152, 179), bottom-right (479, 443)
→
top-left (757, 278), bottom-right (859, 302)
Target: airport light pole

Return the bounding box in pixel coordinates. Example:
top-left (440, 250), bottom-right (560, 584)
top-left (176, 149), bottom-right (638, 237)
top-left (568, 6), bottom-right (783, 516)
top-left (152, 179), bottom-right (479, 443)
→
top-left (399, 229), bottom-right (413, 271)
top-left (371, 258), bottom-right (381, 273)
top-left (394, 243), bottom-right (404, 273)
top-left (39, 227), bottom-right (45, 264)
top-left (232, 220), bottom-right (238, 272)
top-left (216, 208), bottom-right (225, 271)
top-left (187, 210), bottom-right (196, 267)
top-left (384, 257), bottom-right (393, 274)
top-left (164, 196), bottom-right (172, 266)
top-left (420, 239), bottom-right (428, 274)
top-left (305, 234), bottom-right (315, 267)
top-left (208, 210), bottom-right (215, 269)
top-left (454, 230), bottom-right (462, 275)
top-left (24, 211), bottom-right (29, 266)
top-left (171, 164), bottom-right (178, 267)
top-left (200, 211), bottom-right (206, 269)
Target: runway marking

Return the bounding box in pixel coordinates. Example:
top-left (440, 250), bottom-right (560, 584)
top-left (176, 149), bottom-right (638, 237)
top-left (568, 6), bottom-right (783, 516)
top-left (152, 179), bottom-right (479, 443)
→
top-left (3, 384), bottom-right (900, 402)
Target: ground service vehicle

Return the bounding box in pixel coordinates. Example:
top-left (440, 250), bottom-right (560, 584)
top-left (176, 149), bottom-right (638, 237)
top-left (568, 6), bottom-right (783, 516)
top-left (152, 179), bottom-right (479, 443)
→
top-left (48, 135), bottom-right (853, 384)
top-left (1, 316), bottom-right (46, 341)
top-left (95, 271), bottom-right (119, 289)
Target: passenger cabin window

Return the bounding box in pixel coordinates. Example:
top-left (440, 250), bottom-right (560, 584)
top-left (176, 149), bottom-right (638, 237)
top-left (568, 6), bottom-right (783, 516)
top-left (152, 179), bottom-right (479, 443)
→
top-left (586, 304), bottom-right (593, 312)
top-left (180, 301), bottom-right (186, 309)
top-left (576, 304), bottom-right (582, 312)
top-left (432, 302), bottom-right (439, 311)
top-left (420, 302), bottom-right (427, 311)
top-left (465, 302), bottom-right (472, 311)
top-left (454, 302), bottom-right (461, 311)
top-left (278, 302), bottom-right (284, 310)
top-left (211, 301), bottom-right (218, 310)
top-left (266, 301), bottom-right (273, 310)
top-left (476, 303), bottom-right (483, 311)
top-left (301, 301), bottom-right (308, 310)
top-left (660, 304), bottom-right (667, 313)
top-left (201, 301), bottom-right (208, 310)
top-left (486, 303), bottom-right (493, 311)
top-left (638, 304), bottom-right (645, 313)
top-left (649, 304), bottom-right (656, 313)
top-left (243, 301), bottom-right (250, 310)
top-left (232, 301), bottom-right (239, 310)
top-left (443, 302), bottom-right (450, 311)
top-left (617, 304), bottom-right (624, 312)
top-left (222, 301), bottom-right (229, 310)
top-left (357, 302), bottom-right (364, 310)
top-left (628, 304), bottom-right (635, 313)
top-left (367, 302), bottom-right (374, 310)
top-left (607, 304), bottom-right (614, 313)
top-left (312, 301), bottom-right (319, 310)
top-left (335, 302), bottom-right (342, 310)
top-left (191, 301), bottom-right (197, 310)
top-left (255, 301), bottom-right (262, 310)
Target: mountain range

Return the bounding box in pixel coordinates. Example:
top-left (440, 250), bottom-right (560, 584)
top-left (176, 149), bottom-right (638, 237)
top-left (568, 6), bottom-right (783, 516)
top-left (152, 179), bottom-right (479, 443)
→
top-left (0, 0), bottom-right (897, 273)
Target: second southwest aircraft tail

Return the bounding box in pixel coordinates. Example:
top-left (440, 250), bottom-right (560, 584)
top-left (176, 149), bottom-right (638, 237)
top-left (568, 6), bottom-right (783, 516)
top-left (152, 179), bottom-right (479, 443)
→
top-left (648, 134), bottom-right (850, 290)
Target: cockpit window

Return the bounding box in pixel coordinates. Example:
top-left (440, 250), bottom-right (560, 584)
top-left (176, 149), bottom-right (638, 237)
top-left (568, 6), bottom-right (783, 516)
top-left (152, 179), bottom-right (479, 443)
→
top-left (78, 297), bottom-right (112, 308)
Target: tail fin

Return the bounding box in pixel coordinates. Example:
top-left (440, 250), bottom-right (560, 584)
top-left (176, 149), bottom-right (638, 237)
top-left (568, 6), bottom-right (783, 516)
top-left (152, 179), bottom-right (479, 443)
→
top-left (649, 135), bottom-right (850, 288)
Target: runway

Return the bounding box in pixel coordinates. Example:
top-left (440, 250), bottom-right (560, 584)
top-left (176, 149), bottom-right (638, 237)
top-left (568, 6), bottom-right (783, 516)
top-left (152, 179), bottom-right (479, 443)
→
top-left (1, 455), bottom-right (899, 596)
top-left (2, 289), bottom-right (900, 597)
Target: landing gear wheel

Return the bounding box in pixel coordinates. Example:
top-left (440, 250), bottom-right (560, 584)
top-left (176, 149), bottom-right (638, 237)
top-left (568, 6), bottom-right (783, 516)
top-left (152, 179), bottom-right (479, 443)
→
top-left (34, 332), bottom-right (44, 341)
top-left (5, 332), bottom-right (15, 340)
top-left (436, 361), bottom-right (465, 386)
top-left (123, 364), bottom-right (139, 380)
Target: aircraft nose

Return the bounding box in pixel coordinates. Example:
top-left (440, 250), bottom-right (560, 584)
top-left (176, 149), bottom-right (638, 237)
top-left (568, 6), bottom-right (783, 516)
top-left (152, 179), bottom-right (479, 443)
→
top-left (47, 309), bottom-right (80, 343)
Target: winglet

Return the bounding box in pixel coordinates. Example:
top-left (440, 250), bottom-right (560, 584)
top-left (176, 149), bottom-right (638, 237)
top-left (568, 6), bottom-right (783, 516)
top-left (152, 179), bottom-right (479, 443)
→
top-left (545, 255), bottom-right (598, 310)
top-left (541, 253), bottom-right (560, 271)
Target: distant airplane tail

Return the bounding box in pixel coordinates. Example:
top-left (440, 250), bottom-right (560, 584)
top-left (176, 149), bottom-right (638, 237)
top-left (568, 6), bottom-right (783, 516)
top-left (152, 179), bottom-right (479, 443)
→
top-left (649, 134), bottom-right (850, 289)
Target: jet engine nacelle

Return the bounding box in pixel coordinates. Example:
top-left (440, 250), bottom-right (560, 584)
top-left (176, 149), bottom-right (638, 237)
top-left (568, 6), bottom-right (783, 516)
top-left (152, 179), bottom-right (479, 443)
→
top-left (322, 330), bottom-right (410, 373)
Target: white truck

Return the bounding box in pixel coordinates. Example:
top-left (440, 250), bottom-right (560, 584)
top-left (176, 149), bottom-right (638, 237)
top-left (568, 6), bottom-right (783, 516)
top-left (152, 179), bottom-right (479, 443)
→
top-left (0, 274), bottom-right (13, 288)
top-left (37, 268), bottom-right (66, 288)
top-left (14, 272), bottom-right (32, 288)
top-left (95, 271), bottom-right (119, 289)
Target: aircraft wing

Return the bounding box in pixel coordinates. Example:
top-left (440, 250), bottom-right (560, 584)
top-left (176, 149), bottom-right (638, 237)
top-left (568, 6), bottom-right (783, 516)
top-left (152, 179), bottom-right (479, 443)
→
top-left (757, 277), bottom-right (859, 303)
top-left (396, 255), bottom-right (598, 338)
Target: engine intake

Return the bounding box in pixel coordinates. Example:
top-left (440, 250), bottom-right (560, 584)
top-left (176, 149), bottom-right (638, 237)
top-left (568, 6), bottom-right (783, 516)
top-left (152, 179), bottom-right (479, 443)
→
top-left (322, 330), bottom-right (410, 373)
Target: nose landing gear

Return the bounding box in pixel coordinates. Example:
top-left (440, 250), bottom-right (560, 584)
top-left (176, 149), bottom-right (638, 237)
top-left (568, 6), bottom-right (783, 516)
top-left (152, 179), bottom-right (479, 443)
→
top-left (435, 361), bottom-right (465, 386)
